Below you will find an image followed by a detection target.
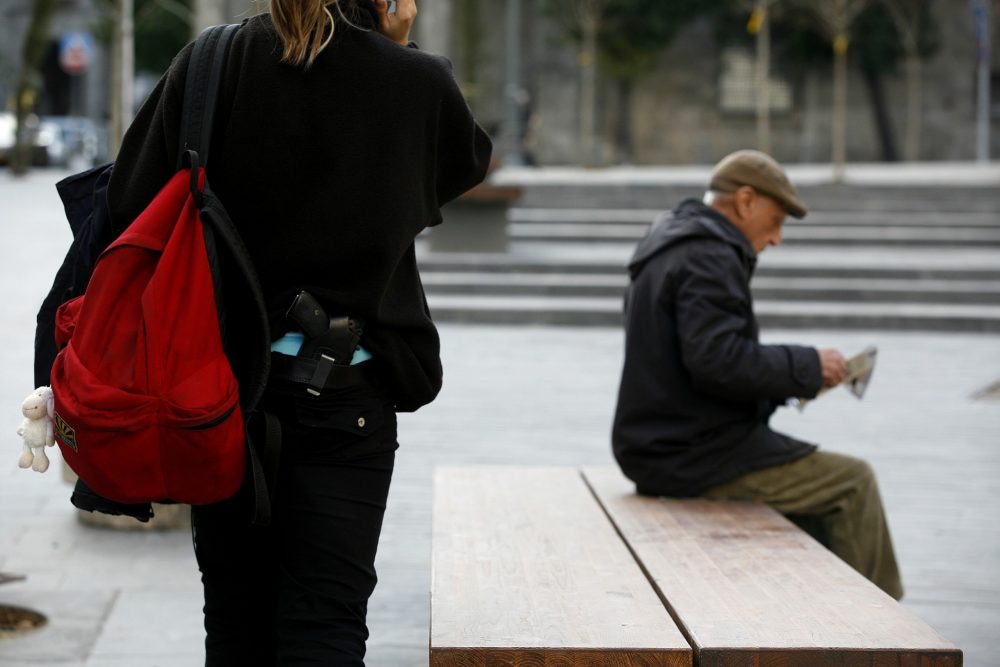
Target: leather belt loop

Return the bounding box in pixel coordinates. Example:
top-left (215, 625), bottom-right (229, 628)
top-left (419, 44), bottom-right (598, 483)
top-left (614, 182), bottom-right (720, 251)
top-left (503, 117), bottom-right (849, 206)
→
top-left (307, 354), bottom-right (337, 396)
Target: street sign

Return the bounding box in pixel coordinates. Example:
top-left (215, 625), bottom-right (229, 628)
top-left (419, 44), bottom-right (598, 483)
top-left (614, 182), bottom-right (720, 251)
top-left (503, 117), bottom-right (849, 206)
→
top-left (59, 32), bottom-right (94, 76)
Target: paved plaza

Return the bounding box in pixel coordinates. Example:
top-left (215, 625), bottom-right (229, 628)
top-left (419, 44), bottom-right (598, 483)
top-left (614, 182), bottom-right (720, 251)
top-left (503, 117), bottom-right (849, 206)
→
top-left (1, 170), bottom-right (998, 666)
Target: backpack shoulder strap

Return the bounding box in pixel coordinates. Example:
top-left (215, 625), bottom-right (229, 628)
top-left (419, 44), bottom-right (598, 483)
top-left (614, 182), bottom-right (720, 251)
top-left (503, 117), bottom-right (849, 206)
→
top-left (176, 24), bottom-right (240, 171)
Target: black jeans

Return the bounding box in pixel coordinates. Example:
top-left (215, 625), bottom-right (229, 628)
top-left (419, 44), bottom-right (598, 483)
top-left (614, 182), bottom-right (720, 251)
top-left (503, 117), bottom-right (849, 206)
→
top-left (192, 366), bottom-right (398, 666)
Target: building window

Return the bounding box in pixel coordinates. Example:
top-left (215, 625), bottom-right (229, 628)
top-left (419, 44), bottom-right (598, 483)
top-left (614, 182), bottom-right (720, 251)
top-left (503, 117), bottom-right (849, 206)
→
top-left (718, 49), bottom-right (792, 114)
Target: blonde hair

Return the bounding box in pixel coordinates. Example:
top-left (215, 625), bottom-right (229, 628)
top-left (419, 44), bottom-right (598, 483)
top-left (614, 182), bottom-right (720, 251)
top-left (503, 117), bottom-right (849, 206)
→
top-left (270, 1), bottom-right (354, 69)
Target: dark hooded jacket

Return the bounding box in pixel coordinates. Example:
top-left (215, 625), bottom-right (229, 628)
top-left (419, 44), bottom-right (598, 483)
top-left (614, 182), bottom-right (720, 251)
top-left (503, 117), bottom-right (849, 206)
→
top-left (612, 199), bottom-right (823, 497)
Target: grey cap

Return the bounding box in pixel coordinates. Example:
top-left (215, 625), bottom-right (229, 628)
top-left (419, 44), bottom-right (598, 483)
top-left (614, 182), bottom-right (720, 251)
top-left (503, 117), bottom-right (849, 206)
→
top-left (708, 150), bottom-right (808, 219)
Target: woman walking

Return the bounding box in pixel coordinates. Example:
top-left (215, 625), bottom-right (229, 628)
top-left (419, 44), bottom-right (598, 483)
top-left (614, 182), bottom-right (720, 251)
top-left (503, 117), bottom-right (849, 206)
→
top-left (106, 1), bottom-right (491, 664)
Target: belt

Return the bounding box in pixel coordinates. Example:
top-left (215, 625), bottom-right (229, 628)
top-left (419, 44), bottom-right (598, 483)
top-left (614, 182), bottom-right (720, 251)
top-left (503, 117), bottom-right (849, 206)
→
top-left (269, 352), bottom-right (378, 395)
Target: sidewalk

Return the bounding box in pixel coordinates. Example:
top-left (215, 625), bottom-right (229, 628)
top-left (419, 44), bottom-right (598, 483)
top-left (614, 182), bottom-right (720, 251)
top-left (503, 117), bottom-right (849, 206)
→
top-left (1, 170), bottom-right (998, 666)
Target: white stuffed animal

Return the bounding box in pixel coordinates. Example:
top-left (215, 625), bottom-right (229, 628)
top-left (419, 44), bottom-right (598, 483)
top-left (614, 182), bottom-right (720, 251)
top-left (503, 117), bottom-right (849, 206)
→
top-left (17, 386), bottom-right (55, 473)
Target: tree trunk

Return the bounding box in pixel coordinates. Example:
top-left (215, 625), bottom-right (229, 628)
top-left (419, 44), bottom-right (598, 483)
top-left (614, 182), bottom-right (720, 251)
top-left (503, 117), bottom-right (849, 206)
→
top-left (502, 0), bottom-right (525, 165)
top-left (456, 0), bottom-right (484, 113)
top-left (903, 54), bottom-right (922, 161)
top-left (109, 0), bottom-right (135, 160)
top-left (11, 0), bottom-right (59, 176)
top-left (881, 0), bottom-right (922, 161)
top-left (972, 0), bottom-right (990, 161)
top-left (831, 33), bottom-right (848, 182)
top-left (415, 0), bottom-right (454, 59)
top-left (614, 77), bottom-right (633, 165)
top-left (192, 0), bottom-right (225, 35)
top-left (860, 60), bottom-right (898, 162)
top-left (755, 0), bottom-right (771, 154)
top-left (578, 0), bottom-right (599, 166)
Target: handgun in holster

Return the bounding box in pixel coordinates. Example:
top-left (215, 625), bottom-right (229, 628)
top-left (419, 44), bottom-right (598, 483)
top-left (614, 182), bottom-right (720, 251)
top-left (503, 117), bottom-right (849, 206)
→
top-left (285, 290), bottom-right (365, 396)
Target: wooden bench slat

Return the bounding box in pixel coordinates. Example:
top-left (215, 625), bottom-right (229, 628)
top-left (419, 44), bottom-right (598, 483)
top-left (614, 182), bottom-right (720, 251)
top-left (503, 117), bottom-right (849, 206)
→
top-left (431, 466), bottom-right (691, 666)
top-left (582, 466), bottom-right (963, 667)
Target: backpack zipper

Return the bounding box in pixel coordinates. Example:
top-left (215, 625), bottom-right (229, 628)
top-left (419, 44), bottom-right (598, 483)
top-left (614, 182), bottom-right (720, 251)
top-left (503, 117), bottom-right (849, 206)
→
top-left (186, 401), bottom-right (238, 431)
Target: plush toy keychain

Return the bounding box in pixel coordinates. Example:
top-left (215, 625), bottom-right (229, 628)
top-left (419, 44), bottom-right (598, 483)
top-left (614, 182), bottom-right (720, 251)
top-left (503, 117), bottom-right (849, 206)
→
top-left (17, 386), bottom-right (55, 473)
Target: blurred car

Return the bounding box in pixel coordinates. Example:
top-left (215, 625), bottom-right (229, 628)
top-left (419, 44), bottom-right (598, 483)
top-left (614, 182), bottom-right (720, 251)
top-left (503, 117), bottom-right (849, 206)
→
top-left (34, 119), bottom-right (68, 166)
top-left (0, 112), bottom-right (104, 168)
top-left (0, 111), bottom-right (15, 165)
top-left (38, 116), bottom-right (104, 168)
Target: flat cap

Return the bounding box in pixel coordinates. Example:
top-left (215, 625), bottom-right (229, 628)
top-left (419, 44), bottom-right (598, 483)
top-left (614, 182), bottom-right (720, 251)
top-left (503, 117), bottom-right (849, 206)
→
top-left (709, 150), bottom-right (808, 219)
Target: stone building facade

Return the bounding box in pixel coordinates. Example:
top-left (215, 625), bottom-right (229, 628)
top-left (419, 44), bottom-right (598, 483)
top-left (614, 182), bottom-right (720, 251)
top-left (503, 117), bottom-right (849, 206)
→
top-left (2, 0), bottom-right (996, 165)
top-left (444, 0), bottom-right (1000, 166)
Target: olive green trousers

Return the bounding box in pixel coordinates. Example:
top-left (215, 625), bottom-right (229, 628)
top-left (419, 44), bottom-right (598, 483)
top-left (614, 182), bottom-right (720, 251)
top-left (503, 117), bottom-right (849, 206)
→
top-left (701, 450), bottom-right (904, 600)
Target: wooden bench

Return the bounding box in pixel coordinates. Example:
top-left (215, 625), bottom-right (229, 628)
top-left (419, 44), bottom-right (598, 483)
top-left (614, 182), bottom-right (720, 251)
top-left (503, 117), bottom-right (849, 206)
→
top-left (431, 467), bottom-right (691, 666)
top-left (431, 466), bottom-right (962, 667)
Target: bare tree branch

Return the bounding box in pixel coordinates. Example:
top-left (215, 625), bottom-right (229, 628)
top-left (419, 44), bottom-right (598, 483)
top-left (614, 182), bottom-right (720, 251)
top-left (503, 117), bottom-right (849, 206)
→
top-left (137, 0), bottom-right (194, 27)
top-left (881, 0), bottom-right (919, 53)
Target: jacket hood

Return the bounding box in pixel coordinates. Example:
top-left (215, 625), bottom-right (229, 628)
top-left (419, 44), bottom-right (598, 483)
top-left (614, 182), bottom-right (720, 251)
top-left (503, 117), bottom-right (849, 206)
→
top-left (628, 198), bottom-right (757, 278)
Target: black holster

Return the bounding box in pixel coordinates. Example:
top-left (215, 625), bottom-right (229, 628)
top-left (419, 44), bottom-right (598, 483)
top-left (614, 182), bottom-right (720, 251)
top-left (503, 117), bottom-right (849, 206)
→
top-left (282, 291), bottom-right (365, 396)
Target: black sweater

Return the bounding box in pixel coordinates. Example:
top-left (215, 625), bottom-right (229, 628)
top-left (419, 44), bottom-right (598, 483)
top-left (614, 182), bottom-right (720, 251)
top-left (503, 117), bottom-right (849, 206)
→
top-left (107, 10), bottom-right (492, 412)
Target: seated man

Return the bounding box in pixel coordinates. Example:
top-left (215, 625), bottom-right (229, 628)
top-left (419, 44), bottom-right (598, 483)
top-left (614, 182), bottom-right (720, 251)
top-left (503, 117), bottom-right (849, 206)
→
top-left (612, 150), bottom-right (903, 600)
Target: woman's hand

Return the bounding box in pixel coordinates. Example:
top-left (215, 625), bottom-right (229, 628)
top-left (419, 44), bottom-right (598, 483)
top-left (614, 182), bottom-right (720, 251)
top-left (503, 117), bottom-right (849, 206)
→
top-left (373, 0), bottom-right (416, 46)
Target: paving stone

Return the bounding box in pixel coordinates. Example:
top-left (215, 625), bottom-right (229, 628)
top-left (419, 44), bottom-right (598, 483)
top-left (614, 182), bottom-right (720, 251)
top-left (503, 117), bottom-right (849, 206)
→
top-left (366, 643), bottom-right (428, 667)
top-left (85, 658), bottom-right (200, 667)
top-left (88, 590), bottom-right (203, 661)
top-left (0, 589), bottom-right (115, 664)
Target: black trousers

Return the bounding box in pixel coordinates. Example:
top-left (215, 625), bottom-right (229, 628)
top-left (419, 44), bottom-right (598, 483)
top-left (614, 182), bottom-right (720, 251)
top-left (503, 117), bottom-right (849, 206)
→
top-left (192, 367), bottom-right (398, 666)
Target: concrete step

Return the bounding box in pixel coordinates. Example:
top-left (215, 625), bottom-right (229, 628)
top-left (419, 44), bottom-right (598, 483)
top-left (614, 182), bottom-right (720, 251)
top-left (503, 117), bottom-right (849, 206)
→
top-left (421, 272), bottom-right (1000, 305)
top-left (417, 249), bottom-right (1000, 281)
top-left (749, 279), bottom-right (1000, 304)
top-left (512, 183), bottom-right (1000, 213)
top-left (416, 236), bottom-right (1000, 330)
top-left (506, 222), bottom-right (1000, 247)
top-left (510, 208), bottom-right (1000, 228)
top-left (425, 294), bottom-right (1000, 332)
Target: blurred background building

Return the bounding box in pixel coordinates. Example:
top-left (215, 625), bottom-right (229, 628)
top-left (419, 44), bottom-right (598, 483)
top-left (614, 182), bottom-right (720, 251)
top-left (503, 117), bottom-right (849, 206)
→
top-left (0, 0), bottom-right (997, 167)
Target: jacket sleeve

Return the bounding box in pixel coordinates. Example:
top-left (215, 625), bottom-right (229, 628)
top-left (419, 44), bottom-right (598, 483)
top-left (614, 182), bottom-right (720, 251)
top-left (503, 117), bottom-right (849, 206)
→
top-left (427, 58), bottom-right (493, 214)
top-left (674, 241), bottom-right (822, 401)
top-left (106, 44), bottom-right (192, 238)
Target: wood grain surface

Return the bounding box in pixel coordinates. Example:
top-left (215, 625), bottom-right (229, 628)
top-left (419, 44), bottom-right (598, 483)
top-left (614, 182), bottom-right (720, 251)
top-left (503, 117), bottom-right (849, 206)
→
top-left (431, 466), bottom-right (691, 667)
top-left (582, 466), bottom-right (963, 667)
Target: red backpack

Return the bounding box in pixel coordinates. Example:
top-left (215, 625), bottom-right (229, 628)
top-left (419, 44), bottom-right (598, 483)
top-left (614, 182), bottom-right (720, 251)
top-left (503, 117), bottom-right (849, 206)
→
top-left (49, 26), bottom-right (274, 515)
top-left (51, 167), bottom-right (243, 504)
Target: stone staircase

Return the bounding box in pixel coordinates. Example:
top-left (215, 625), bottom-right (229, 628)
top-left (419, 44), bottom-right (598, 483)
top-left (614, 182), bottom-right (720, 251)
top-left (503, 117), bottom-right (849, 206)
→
top-left (419, 184), bottom-right (1000, 331)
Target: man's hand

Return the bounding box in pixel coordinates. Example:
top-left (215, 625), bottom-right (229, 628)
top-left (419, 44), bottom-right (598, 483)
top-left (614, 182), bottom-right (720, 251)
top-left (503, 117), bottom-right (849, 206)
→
top-left (817, 348), bottom-right (848, 388)
top-left (373, 0), bottom-right (416, 46)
